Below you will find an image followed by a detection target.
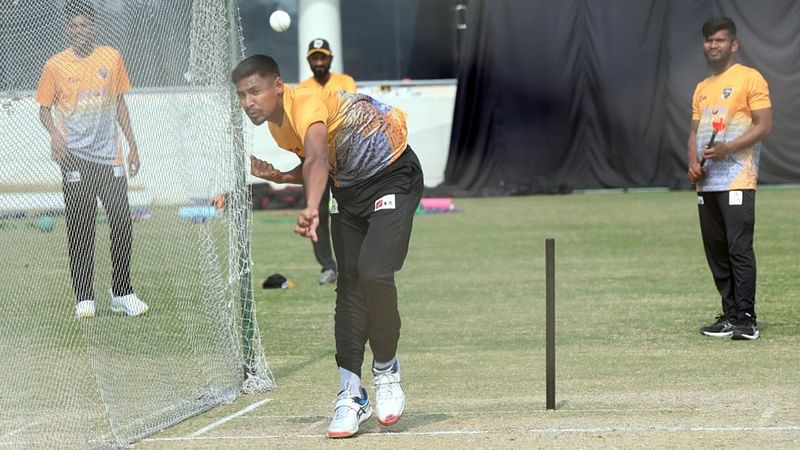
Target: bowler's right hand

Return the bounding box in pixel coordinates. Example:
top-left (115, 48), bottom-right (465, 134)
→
top-left (250, 155), bottom-right (283, 183)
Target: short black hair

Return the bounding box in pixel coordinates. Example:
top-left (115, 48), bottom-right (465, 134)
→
top-left (65, 0), bottom-right (96, 22)
top-left (702, 17), bottom-right (737, 40)
top-left (232, 55), bottom-right (281, 84)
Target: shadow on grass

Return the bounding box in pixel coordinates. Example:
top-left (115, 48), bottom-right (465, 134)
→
top-left (286, 415), bottom-right (329, 425)
top-left (271, 349), bottom-right (334, 379)
top-left (358, 412), bottom-right (450, 435)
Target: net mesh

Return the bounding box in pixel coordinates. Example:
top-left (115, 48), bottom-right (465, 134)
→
top-left (0, 0), bottom-right (273, 448)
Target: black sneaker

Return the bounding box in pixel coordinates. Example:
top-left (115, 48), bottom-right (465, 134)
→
top-left (731, 319), bottom-right (760, 341)
top-left (700, 315), bottom-right (736, 337)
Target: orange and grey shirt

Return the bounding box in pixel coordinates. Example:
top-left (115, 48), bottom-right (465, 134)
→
top-left (36, 46), bottom-right (130, 165)
top-left (692, 63), bottom-right (771, 192)
top-left (297, 72), bottom-right (357, 94)
top-left (268, 86), bottom-right (408, 187)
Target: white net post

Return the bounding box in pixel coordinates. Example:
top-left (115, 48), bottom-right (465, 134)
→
top-left (0, 0), bottom-right (273, 447)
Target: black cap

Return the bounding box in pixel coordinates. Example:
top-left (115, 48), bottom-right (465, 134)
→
top-left (307, 38), bottom-right (332, 57)
top-left (262, 273), bottom-right (293, 289)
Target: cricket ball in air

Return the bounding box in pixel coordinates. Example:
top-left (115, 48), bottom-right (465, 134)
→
top-left (269, 10), bottom-right (291, 32)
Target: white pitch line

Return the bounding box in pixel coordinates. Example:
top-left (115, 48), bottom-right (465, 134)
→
top-left (148, 430), bottom-right (489, 442)
top-left (188, 399), bottom-right (272, 437)
top-left (146, 425), bottom-right (800, 442)
top-left (525, 425), bottom-right (800, 433)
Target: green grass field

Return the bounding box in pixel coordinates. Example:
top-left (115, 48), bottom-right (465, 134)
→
top-left (0, 205), bottom-right (251, 448)
top-left (16, 188), bottom-right (800, 449)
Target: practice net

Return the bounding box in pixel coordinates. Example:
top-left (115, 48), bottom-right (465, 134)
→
top-left (0, 0), bottom-right (273, 448)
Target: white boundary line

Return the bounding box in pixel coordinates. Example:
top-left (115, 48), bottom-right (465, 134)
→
top-left (146, 425), bottom-right (800, 442)
top-left (187, 399), bottom-right (272, 437)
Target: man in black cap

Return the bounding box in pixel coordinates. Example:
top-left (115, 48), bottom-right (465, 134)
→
top-left (297, 38), bottom-right (357, 285)
top-left (299, 38), bottom-right (356, 94)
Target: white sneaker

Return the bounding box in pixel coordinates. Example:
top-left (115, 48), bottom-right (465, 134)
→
top-left (75, 300), bottom-right (96, 319)
top-left (109, 289), bottom-right (149, 316)
top-left (373, 360), bottom-right (405, 426)
top-left (326, 388), bottom-right (372, 439)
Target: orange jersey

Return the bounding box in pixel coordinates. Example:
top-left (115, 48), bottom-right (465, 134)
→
top-left (692, 63), bottom-right (771, 191)
top-left (268, 86), bottom-right (408, 187)
top-left (297, 72), bottom-right (357, 94)
top-left (36, 46), bottom-right (131, 164)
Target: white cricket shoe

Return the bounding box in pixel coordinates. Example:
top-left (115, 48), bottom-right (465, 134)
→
top-left (109, 289), bottom-right (149, 316)
top-left (373, 360), bottom-right (405, 426)
top-left (75, 300), bottom-right (96, 319)
top-left (326, 388), bottom-right (372, 439)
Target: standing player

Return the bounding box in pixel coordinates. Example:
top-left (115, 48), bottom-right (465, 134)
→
top-left (297, 38), bottom-right (357, 285)
top-left (688, 17), bottom-right (772, 340)
top-left (298, 38), bottom-right (357, 93)
top-left (36, 0), bottom-right (149, 318)
top-left (233, 55), bottom-right (422, 438)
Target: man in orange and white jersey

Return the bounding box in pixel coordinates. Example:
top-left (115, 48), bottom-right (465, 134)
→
top-left (36, 0), bottom-right (148, 319)
top-left (688, 17), bottom-right (772, 341)
top-left (296, 38), bottom-right (358, 286)
top-left (233, 55), bottom-right (421, 438)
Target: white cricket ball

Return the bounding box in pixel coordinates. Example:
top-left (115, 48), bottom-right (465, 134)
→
top-left (269, 10), bottom-right (291, 32)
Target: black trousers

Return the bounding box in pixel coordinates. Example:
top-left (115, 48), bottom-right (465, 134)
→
top-left (62, 155), bottom-right (134, 302)
top-left (330, 147), bottom-right (423, 377)
top-left (311, 180), bottom-right (337, 272)
top-left (697, 190), bottom-right (756, 321)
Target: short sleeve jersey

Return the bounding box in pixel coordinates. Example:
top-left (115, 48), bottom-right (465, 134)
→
top-left (36, 46), bottom-right (131, 164)
top-left (691, 63), bottom-right (771, 192)
top-left (297, 72), bottom-right (357, 94)
top-left (268, 86), bottom-right (408, 187)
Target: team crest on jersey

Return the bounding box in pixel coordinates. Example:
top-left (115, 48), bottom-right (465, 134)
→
top-left (374, 194), bottom-right (396, 212)
top-left (98, 68), bottom-right (108, 79)
top-left (721, 86), bottom-right (733, 100)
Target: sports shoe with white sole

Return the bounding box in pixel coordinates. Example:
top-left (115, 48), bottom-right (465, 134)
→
top-left (75, 300), bottom-right (96, 319)
top-left (700, 315), bottom-right (736, 337)
top-left (373, 360), bottom-right (405, 426)
top-left (731, 319), bottom-right (760, 341)
top-left (109, 289), bottom-right (149, 316)
top-left (318, 269), bottom-right (337, 285)
top-left (327, 388), bottom-right (372, 439)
